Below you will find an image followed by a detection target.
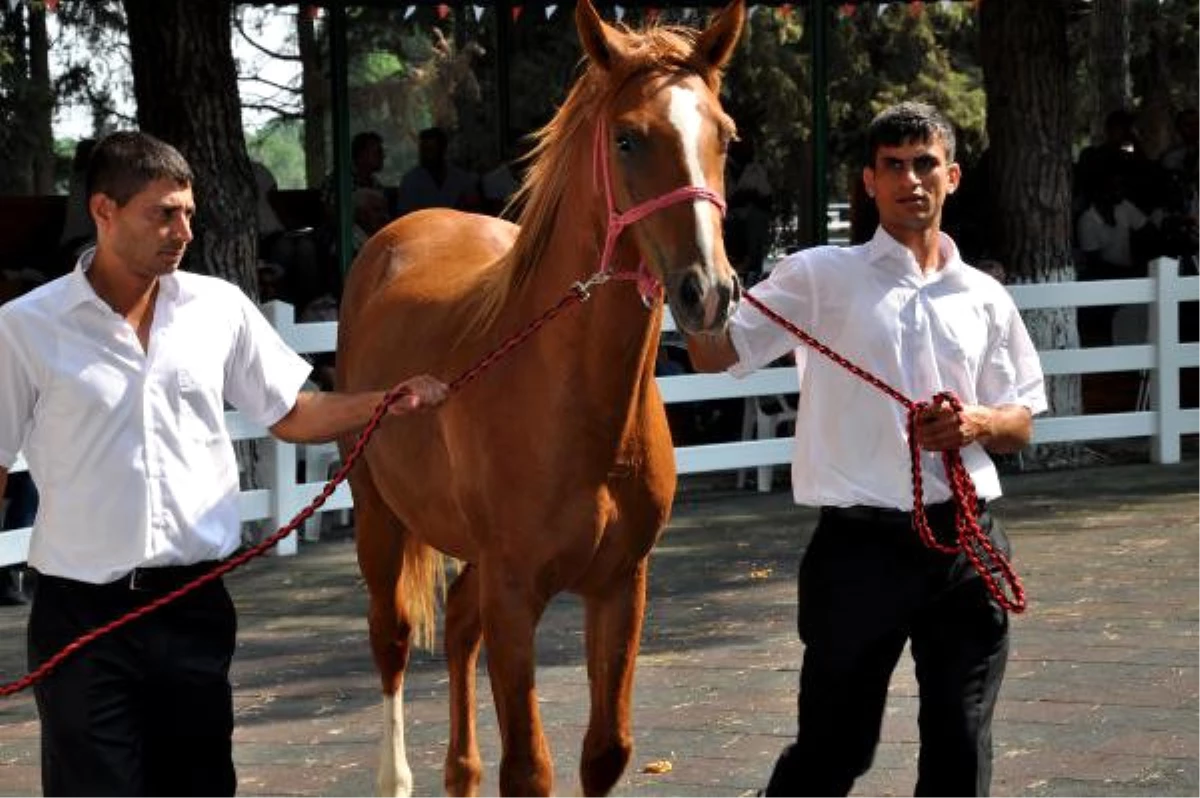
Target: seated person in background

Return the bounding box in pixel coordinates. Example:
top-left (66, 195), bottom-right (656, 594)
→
top-left (1161, 108), bottom-right (1198, 172)
top-left (351, 187), bottom-right (391, 254)
top-left (1077, 170), bottom-right (1151, 281)
top-left (253, 159), bottom-right (321, 308)
top-left (396, 127), bottom-right (481, 216)
top-left (320, 131), bottom-right (387, 219)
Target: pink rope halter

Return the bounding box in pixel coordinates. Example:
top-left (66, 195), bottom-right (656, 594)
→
top-left (592, 117), bottom-right (727, 305)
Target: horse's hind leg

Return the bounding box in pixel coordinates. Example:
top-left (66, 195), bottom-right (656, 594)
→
top-left (354, 468), bottom-right (415, 797)
top-left (444, 564), bottom-right (483, 796)
top-left (579, 560), bottom-right (648, 796)
top-left (480, 565), bottom-right (554, 796)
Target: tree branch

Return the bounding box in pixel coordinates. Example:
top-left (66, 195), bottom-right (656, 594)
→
top-left (243, 74), bottom-right (301, 94)
top-left (234, 14), bottom-right (302, 62)
top-left (241, 101), bottom-right (303, 119)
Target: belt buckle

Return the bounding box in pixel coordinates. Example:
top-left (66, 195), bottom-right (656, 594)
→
top-left (128, 568), bottom-right (148, 591)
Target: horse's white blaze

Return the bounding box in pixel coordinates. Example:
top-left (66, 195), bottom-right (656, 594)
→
top-left (667, 85), bottom-right (717, 278)
top-left (377, 693), bottom-right (413, 798)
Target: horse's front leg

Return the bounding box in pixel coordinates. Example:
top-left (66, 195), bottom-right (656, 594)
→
top-left (579, 559), bottom-right (648, 796)
top-left (480, 563), bottom-right (553, 796)
top-left (444, 564), bottom-right (483, 796)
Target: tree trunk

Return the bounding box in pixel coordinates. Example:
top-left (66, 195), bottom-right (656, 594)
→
top-left (123, 0), bottom-right (257, 294)
top-left (27, 5), bottom-right (55, 194)
top-left (1090, 0), bottom-right (1131, 137)
top-left (298, 9), bottom-right (328, 188)
top-left (980, 0), bottom-right (1083, 469)
top-left (0, 7), bottom-right (33, 193)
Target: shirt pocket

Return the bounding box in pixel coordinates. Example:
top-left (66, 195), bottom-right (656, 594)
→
top-left (176, 369), bottom-right (224, 445)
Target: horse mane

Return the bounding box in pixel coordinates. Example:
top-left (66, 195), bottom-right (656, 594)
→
top-left (465, 23), bottom-right (724, 335)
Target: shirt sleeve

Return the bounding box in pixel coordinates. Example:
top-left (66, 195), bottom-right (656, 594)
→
top-left (1076, 209), bottom-right (1104, 253)
top-left (1122, 200), bottom-right (1148, 231)
top-left (978, 299), bottom-right (1048, 415)
top-left (223, 290), bottom-right (313, 429)
top-left (0, 315), bottom-right (37, 469)
top-left (727, 251), bottom-right (818, 378)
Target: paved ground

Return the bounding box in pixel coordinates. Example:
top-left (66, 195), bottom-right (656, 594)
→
top-left (0, 460), bottom-right (1196, 797)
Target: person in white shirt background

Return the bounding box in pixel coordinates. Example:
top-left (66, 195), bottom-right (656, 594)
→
top-left (0, 131), bottom-right (448, 797)
top-left (395, 126), bottom-right (481, 216)
top-left (685, 102), bottom-right (1047, 797)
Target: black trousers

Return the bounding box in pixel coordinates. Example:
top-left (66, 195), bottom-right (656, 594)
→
top-left (765, 503), bottom-right (1010, 797)
top-left (28, 567), bottom-right (237, 797)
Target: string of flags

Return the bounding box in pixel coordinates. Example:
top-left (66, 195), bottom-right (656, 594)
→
top-left (294, 0), bottom-right (980, 27)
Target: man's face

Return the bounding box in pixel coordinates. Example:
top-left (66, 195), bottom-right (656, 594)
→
top-left (862, 136), bottom-right (960, 234)
top-left (92, 177), bottom-right (195, 278)
top-left (418, 137), bottom-right (445, 169)
top-left (359, 139), bottom-right (385, 174)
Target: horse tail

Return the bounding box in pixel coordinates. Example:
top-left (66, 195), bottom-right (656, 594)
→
top-left (401, 534), bottom-right (450, 651)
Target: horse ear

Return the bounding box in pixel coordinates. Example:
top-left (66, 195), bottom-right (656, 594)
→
top-left (576, 0), bottom-right (629, 72)
top-left (693, 0), bottom-right (746, 72)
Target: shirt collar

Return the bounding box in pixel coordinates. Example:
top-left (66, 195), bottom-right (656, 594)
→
top-left (863, 226), bottom-right (965, 283)
top-left (63, 246), bottom-right (184, 311)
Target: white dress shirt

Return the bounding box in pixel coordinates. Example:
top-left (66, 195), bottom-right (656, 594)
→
top-left (728, 227), bottom-right (1047, 510)
top-left (0, 251), bottom-right (312, 583)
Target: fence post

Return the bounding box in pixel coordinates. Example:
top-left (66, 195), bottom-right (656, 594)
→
top-left (261, 302), bottom-right (300, 555)
top-left (1150, 258), bottom-right (1181, 464)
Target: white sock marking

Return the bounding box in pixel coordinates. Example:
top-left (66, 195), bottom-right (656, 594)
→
top-left (377, 693), bottom-right (413, 797)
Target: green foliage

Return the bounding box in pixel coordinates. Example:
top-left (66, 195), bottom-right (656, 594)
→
top-left (827, 4), bottom-right (986, 197)
top-left (247, 119), bottom-right (306, 189)
top-left (721, 3), bottom-right (986, 240)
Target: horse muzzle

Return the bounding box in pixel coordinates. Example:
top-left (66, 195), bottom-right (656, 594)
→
top-left (666, 266), bottom-right (741, 335)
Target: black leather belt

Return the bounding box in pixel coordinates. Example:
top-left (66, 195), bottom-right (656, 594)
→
top-left (38, 561), bottom-right (223, 593)
top-left (820, 500), bottom-right (987, 525)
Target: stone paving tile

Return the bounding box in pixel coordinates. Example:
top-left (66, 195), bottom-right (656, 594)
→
top-left (0, 460), bottom-right (1195, 796)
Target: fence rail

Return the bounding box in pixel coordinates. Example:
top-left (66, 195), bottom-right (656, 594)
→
top-left (2, 258), bottom-right (1195, 564)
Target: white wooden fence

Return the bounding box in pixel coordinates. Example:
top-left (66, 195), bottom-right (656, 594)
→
top-left (1, 257), bottom-right (1196, 565)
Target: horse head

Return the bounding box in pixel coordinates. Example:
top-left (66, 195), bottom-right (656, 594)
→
top-left (577, 0), bottom-right (746, 335)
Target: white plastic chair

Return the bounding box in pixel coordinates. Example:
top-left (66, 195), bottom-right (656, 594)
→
top-left (737, 393), bottom-right (798, 493)
top-left (299, 443), bottom-right (351, 541)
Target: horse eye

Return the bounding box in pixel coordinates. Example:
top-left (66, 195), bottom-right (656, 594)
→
top-left (615, 132), bottom-right (636, 153)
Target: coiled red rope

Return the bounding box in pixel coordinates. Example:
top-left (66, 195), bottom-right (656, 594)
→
top-left (741, 292), bottom-right (1026, 614)
top-left (0, 271), bottom-right (634, 698)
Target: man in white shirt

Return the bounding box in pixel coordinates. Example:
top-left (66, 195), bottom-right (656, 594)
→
top-left (686, 102), bottom-right (1047, 796)
top-left (1076, 171), bottom-right (1149, 280)
top-left (395, 126), bottom-right (481, 216)
top-left (0, 131), bottom-right (448, 797)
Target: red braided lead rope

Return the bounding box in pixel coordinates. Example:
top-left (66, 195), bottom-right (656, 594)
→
top-left (741, 292), bottom-right (1026, 613)
top-left (0, 271), bottom-right (642, 699)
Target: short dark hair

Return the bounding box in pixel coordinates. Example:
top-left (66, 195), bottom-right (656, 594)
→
top-left (85, 131), bottom-right (193, 206)
top-left (865, 102), bottom-right (956, 167)
top-left (418, 127), bottom-right (448, 147)
top-left (351, 131), bottom-right (383, 160)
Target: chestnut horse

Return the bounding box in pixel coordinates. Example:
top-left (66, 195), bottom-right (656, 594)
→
top-left (336, 1), bottom-right (745, 794)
